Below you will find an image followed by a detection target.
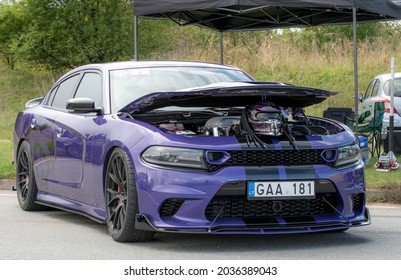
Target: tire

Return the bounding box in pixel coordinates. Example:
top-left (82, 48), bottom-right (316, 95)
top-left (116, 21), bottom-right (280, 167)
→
top-left (105, 148), bottom-right (154, 242)
top-left (16, 141), bottom-right (43, 211)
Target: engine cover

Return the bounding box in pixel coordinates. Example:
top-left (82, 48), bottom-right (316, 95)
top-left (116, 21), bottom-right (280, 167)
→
top-left (247, 103), bottom-right (283, 136)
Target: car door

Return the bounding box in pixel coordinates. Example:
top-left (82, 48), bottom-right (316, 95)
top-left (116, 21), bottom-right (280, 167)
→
top-left (27, 87), bottom-right (60, 193)
top-left (360, 78), bottom-right (380, 122)
top-left (40, 73), bottom-right (82, 199)
top-left (52, 71), bottom-right (102, 205)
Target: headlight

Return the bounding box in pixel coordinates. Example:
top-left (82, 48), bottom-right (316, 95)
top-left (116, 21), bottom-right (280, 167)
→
top-left (141, 146), bottom-right (208, 170)
top-left (334, 144), bottom-right (361, 167)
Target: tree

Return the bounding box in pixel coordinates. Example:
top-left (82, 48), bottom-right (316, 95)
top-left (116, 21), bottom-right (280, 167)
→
top-left (14, 0), bottom-right (135, 69)
top-left (0, 1), bottom-right (26, 69)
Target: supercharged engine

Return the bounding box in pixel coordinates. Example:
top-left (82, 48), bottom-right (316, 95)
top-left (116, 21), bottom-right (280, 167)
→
top-left (134, 101), bottom-right (342, 144)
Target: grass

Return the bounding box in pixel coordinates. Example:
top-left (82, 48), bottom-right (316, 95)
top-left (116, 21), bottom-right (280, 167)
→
top-left (0, 141), bottom-right (14, 179)
top-left (158, 33), bottom-right (401, 117)
top-left (0, 63), bottom-right (56, 140)
top-left (0, 61), bottom-right (55, 180)
top-left (365, 155), bottom-right (401, 203)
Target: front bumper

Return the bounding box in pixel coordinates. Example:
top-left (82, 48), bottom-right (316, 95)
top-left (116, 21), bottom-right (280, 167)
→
top-left (133, 157), bottom-right (369, 234)
top-left (136, 208), bottom-right (371, 234)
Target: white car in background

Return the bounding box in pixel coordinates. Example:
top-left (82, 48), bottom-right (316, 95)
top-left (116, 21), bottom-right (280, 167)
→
top-left (359, 73), bottom-right (401, 139)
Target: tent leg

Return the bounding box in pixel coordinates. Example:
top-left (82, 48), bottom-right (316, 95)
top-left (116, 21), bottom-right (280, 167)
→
top-left (389, 57), bottom-right (395, 154)
top-left (353, 8), bottom-right (359, 135)
top-left (134, 15), bottom-right (138, 61)
top-left (220, 32), bottom-right (224, 65)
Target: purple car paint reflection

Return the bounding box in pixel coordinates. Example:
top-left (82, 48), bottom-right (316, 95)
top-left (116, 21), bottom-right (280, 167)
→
top-left (14, 61), bottom-right (370, 242)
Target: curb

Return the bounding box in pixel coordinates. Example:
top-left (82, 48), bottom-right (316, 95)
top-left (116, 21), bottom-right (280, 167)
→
top-left (366, 187), bottom-right (401, 204)
top-left (0, 179), bottom-right (14, 191)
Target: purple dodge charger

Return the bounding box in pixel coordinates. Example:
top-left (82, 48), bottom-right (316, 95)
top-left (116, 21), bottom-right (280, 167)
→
top-left (14, 61), bottom-right (370, 242)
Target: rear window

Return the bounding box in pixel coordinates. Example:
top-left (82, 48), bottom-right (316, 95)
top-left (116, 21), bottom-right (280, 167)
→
top-left (383, 77), bottom-right (401, 97)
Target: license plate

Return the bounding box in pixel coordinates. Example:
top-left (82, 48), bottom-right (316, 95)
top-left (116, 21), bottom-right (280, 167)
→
top-left (247, 181), bottom-right (315, 199)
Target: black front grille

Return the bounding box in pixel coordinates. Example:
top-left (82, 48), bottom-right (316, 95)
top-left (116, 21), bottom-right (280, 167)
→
top-left (223, 149), bottom-right (329, 167)
top-left (160, 199), bottom-right (185, 217)
top-left (205, 195), bottom-right (337, 219)
top-left (352, 193), bottom-right (364, 212)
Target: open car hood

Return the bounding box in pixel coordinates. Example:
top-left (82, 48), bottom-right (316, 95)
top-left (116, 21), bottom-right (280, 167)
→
top-left (119, 82), bottom-right (337, 114)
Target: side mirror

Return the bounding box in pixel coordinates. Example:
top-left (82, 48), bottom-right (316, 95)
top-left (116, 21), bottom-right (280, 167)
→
top-left (25, 97), bottom-right (44, 108)
top-left (358, 93), bottom-right (364, 102)
top-left (66, 98), bottom-right (101, 114)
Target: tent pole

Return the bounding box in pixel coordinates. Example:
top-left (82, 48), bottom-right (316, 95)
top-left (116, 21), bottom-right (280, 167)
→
top-left (353, 7), bottom-right (359, 135)
top-left (134, 15), bottom-right (138, 61)
top-left (220, 32), bottom-right (224, 64)
top-left (389, 57), bottom-right (395, 155)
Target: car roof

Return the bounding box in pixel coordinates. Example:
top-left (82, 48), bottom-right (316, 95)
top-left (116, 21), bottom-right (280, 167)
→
top-left (375, 72), bottom-right (401, 81)
top-left (55, 61), bottom-right (249, 85)
top-left (72, 60), bottom-right (243, 72)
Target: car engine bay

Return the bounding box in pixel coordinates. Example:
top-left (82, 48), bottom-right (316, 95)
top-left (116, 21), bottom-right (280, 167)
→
top-left (131, 101), bottom-right (345, 148)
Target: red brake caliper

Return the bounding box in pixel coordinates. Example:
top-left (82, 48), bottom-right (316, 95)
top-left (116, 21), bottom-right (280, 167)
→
top-left (117, 186), bottom-right (121, 205)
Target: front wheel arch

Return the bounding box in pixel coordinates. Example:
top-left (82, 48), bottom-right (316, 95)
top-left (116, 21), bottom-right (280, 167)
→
top-left (104, 147), bottom-right (154, 242)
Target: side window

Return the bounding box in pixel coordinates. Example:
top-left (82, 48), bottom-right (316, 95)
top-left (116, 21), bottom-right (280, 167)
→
top-left (364, 79), bottom-right (376, 99)
top-left (383, 78), bottom-right (401, 97)
top-left (45, 86), bottom-right (59, 106)
top-left (51, 74), bottom-right (80, 109)
top-left (74, 72), bottom-right (102, 107)
top-left (372, 79), bottom-right (380, 97)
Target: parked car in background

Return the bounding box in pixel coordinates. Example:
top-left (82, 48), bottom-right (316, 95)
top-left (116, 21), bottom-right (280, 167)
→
top-left (359, 73), bottom-right (401, 139)
top-left (14, 61), bottom-right (370, 242)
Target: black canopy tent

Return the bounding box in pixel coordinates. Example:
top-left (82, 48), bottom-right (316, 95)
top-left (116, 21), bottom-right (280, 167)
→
top-left (133, 0), bottom-right (401, 133)
top-left (134, 0), bottom-right (401, 30)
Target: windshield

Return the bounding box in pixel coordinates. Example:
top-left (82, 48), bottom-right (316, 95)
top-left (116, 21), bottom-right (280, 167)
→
top-left (109, 66), bottom-right (254, 112)
top-left (383, 77), bottom-right (401, 97)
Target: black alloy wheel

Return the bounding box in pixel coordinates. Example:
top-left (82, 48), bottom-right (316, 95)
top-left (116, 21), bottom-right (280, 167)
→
top-left (105, 148), bottom-right (154, 242)
top-left (16, 141), bottom-right (42, 211)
